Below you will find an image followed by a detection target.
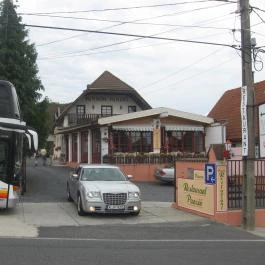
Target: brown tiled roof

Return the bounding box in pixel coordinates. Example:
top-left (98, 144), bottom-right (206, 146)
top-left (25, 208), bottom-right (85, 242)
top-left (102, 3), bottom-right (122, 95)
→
top-left (56, 71), bottom-right (151, 123)
top-left (85, 71), bottom-right (151, 110)
top-left (89, 71), bottom-right (134, 91)
top-left (208, 80), bottom-right (265, 141)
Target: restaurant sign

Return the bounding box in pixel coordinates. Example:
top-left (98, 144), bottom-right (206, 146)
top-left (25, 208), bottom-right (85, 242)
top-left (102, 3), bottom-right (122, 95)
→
top-left (241, 86), bottom-right (248, 156)
top-left (259, 103), bottom-right (265, 158)
top-left (178, 170), bottom-right (214, 215)
top-left (216, 165), bottom-right (227, 211)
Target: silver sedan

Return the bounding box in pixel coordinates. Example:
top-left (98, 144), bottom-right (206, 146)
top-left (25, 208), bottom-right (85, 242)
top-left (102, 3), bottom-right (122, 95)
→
top-left (154, 167), bottom-right (175, 184)
top-left (67, 164), bottom-right (141, 216)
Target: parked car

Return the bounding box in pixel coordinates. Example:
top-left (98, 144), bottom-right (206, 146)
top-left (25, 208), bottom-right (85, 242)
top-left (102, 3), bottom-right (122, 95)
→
top-left (154, 166), bottom-right (175, 184)
top-left (67, 164), bottom-right (141, 216)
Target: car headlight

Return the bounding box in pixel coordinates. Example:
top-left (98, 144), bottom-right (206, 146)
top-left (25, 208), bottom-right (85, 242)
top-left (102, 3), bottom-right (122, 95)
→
top-left (128, 192), bottom-right (140, 200)
top-left (87, 191), bottom-right (101, 198)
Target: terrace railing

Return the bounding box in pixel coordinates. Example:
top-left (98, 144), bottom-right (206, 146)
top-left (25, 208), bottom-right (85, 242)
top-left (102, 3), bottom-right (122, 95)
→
top-left (104, 152), bottom-right (208, 165)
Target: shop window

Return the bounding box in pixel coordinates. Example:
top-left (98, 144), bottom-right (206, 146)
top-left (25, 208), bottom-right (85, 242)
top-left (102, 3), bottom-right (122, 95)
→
top-left (194, 131), bottom-right (204, 153)
top-left (112, 131), bottom-right (152, 153)
top-left (168, 131), bottom-right (204, 153)
top-left (183, 132), bottom-right (193, 152)
top-left (168, 131), bottom-right (183, 152)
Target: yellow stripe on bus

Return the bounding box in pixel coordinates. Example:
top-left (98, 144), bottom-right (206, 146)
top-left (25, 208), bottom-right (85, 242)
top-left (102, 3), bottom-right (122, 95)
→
top-left (0, 189), bottom-right (8, 199)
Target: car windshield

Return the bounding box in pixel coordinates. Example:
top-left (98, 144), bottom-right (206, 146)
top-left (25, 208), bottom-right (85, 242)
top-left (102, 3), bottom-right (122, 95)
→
top-left (81, 168), bottom-right (128, 181)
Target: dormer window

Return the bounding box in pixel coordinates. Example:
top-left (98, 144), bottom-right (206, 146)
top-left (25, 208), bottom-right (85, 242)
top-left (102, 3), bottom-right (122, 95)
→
top-left (128, 106), bottom-right (136, 113)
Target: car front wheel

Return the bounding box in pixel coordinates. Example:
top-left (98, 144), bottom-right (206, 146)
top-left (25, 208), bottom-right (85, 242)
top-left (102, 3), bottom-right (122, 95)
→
top-left (77, 194), bottom-right (86, 216)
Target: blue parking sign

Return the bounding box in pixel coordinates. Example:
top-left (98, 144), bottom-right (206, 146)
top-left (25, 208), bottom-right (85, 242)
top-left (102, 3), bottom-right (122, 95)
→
top-left (205, 164), bottom-right (216, 184)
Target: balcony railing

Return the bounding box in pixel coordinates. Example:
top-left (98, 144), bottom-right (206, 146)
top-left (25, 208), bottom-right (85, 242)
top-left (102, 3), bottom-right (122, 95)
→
top-left (67, 113), bottom-right (113, 125)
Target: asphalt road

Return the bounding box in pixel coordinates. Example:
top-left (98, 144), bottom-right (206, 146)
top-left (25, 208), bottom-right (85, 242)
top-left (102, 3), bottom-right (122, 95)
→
top-left (1, 159), bottom-right (264, 265)
top-left (25, 158), bottom-right (175, 203)
top-left (1, 236), bottom-right (265, 265)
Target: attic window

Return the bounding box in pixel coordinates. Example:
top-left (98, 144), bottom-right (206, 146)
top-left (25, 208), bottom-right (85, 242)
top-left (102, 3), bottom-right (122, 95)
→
top-left (128, 106), bottom-right (136, 113)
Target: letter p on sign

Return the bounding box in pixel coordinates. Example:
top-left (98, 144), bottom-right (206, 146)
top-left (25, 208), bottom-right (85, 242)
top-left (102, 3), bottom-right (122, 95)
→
top-left (205, 164), bottom-right (216, 184)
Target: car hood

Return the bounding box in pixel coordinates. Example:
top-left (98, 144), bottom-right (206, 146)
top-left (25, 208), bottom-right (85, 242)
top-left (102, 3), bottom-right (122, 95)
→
top-left (82, 181), bottom-right (140, 193)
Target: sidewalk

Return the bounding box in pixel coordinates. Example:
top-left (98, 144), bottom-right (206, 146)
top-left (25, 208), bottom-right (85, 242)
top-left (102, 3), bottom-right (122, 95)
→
top-left (1, 201), bottom-right (265, 238)
top-left (0, 201), bottom-right (204, 238)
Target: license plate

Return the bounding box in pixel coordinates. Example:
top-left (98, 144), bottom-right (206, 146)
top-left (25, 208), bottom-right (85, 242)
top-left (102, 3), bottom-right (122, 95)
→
top-left (106, 205), bottom-right (125, 210)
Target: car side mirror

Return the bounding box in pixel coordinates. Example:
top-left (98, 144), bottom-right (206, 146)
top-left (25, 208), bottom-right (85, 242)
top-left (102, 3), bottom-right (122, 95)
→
top-left (72, 173), bottom-right (78, 180)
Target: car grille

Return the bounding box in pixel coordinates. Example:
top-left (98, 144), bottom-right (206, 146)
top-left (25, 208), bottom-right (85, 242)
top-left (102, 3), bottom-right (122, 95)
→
top-left (103, 193), bottom-right (127, 205)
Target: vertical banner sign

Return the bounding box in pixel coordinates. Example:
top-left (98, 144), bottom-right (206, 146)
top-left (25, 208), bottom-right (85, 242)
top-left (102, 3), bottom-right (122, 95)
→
top-left (241, 86), bottom-right (248, 156)
top-left (217, 165), bottom-right (227, 212)
top-left (259, 103), bottom-right (265, 158)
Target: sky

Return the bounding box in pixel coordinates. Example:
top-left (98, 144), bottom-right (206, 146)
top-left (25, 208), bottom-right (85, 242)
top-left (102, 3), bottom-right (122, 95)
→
top-left (15, 0), bottom-right (265, 116)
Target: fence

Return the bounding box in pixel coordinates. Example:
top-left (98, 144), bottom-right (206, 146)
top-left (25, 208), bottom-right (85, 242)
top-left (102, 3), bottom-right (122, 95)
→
top-left (227, 160), bottom-right (265, 209)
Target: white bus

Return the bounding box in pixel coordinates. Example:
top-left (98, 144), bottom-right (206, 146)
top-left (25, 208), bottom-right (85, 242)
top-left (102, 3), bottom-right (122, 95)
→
top-left (0, 80), bottom-right (38, 209)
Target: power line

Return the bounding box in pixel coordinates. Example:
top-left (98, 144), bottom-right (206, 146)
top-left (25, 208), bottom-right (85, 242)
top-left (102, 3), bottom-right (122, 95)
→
top-left (140, 47), bottom-right (224, 90)
top-left (36, 20), bottom-right (234, 48)
top-left (33, 15), bottom-right (236, 61)
top-left (53, 27), bottom-right (185, 57)
top-left (22, 2), bottom-right (235, 27)
top-left (23, 14), bottom-right (234, 32)
top-left (39, 12), bottom-right (234, 58)
top-left (16, 1), bottom-right (240, 68)
top-left (251, 6), bottom-right (265, 13)
top-left (144, 55), bottom-right (238, 96)
top-left (30, 9), bottom-right (236, 61)
top-left (19, 23), bottom-right (239, 50)
top-left (18, 0), bottom-right (236, 15)
top-left (38, 31), bottom-right (229, 61)
top-left (32, 2), bottom-right (235, 47)
top-left (38, 40), bottom-right (175, 60)
top-left (252, 9), bottom-right (265, 24)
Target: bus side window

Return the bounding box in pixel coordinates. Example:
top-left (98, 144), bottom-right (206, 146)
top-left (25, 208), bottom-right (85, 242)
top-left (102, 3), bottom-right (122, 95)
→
top-left (0, 142), bottom-right (7, 180)
top-left (0, 85), bottom-right (11, 117)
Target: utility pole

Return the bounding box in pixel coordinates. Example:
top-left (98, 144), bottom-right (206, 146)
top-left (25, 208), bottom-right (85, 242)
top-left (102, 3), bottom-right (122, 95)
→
top-left (240, 0), bottom-right (255, 230)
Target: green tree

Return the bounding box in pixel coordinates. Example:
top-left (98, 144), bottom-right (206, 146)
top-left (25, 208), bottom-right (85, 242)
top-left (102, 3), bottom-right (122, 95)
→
top-left (0, 0), bottom-right (50, 148)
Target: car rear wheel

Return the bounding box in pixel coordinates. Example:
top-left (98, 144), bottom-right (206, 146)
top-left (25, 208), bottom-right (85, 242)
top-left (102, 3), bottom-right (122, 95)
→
top-left (77, 194), bottom-right (86, 216)
top-left (67, 184), bottom-right (73, 202)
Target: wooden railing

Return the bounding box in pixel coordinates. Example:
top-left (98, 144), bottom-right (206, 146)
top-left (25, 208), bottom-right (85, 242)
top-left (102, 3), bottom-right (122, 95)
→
top-left (67, 113), bottom-right (113, 125)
